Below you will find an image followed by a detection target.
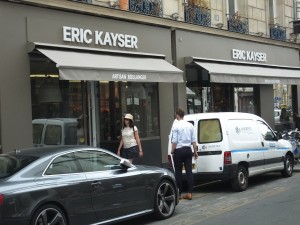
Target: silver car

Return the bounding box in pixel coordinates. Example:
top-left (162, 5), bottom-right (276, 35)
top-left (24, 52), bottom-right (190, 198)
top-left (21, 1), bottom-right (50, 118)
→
top-left (0, 146), bottom-right (178, 225)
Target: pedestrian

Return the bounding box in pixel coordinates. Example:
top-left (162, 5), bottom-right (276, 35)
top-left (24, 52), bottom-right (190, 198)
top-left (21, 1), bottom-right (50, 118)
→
top-left (171, 108), bottom-right (198, 200)
top-left (117, 113), bottom-right (143, 163)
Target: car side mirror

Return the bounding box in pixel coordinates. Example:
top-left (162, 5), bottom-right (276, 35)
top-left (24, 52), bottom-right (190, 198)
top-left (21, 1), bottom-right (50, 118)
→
top-left (120, 158), bottom-right (132, 170)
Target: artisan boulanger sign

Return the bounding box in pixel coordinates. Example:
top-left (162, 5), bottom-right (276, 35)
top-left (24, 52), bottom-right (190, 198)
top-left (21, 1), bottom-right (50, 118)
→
top-left (63, 26), bottom-right (138, 49)
top-left (232, 49), bottom-right (267, 62)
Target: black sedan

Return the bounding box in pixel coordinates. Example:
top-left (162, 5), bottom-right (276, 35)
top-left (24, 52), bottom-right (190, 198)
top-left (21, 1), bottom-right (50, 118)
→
top-left (0, 146), bottom-right (178, 225)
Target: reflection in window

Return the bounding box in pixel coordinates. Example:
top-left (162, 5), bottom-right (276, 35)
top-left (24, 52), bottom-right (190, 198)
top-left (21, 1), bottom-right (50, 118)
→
top-left (74, 150), bottom-right (121, 172)
top-left (234, 87), bottom-right (254, 113)
top-left (227, 0), bottom-right (247, 16)
top-left (45, 153), bottom-right (80, 175)
top-left (99, 82), bottom-right (159, 141)
top-left (257, 120), bottom-right (276, 141)
top-left (31, 71), bottom-right (88, 146)
top-left (44, 125), bottom-right (62, 145)
top-left (273, 84), bottom-right (293, 125)
top-left (33, 124), bottom-right (44, 145)
top-left (269, 0), bottom-right (283, 25)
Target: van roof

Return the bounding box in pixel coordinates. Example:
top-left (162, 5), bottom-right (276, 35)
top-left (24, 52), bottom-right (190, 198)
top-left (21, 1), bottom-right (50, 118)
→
top-left (183, 112), bottom-right (262, 121)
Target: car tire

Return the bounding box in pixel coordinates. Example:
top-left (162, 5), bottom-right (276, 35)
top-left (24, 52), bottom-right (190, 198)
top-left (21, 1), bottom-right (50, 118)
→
top-left (231, 165), bottom-right (248, 192)
top-left (30, 204), bottom-right (67, 225)
top-left (281, 154), bottom-right (294, 177)
top-left (153, 179), bottom-right (177, 220)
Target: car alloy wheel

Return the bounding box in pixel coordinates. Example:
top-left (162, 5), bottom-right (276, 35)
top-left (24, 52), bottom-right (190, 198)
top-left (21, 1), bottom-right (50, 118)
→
top-left (31, 204), bottom-right (67, 225)
top-left (154, 180), bottom-right (176, 219)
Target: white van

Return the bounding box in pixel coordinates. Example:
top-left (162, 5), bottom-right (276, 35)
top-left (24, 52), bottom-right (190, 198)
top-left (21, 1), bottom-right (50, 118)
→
top-left (32, 118), bottom-right (78, 146)
top-left (168, 112), bottom-right (294, 191)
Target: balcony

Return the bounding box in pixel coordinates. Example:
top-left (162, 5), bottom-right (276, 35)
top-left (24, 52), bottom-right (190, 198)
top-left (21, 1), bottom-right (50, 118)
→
top-left (270, 25), bottom-right (286, 41)
top-left (227, 13), bottom-right (249, 34)
top-left (129, 0), bottom-right (163, 17)
top-left (184, 5), bottom-right (211, 27)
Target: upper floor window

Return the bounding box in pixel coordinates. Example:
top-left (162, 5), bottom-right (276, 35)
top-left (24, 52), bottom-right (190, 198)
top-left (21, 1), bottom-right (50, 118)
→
top-left (269, 0), bottom-right (283, 25)
top-left (296, 0), bottom-right (300, 20)
top-left (227, 0), bottom-right (247, 17)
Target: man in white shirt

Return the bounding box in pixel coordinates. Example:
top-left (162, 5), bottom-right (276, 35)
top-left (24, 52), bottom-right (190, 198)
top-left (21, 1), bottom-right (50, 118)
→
top-left (171, 108), bottom-right (198, 200)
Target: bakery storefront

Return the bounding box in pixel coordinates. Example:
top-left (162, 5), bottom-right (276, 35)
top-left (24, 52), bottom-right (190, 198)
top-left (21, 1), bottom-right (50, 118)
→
top-left (0, 2), bottom-right (183, 167)
top-left (174, 29), bottom-right (300, 130)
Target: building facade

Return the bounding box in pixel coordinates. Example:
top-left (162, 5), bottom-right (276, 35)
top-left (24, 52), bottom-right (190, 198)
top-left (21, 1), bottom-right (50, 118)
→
top-left (0, 0), bottom-right (299, 168)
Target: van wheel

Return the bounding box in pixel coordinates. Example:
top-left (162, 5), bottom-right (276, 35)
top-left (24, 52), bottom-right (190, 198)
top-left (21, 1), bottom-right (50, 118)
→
top-left (231, 165), bottom-right (248, 192)
top-left (281, 155), bottom-right (293, 177)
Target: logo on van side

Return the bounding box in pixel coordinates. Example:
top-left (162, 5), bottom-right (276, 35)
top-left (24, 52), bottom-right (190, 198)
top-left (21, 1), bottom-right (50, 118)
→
top-left (235, 126), bottom-right (253, 135)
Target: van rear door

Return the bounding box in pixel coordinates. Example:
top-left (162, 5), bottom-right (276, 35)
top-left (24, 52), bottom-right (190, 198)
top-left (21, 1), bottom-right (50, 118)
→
top-left (196, 118), bottom-right (225, 173)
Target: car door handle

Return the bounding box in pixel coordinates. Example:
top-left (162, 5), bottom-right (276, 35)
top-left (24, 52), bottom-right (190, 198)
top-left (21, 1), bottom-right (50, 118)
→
top-left (112, 183), bottom-right (124, 190)
top-left (261, 142), bottom-right (264, 147)
top-left (91, 181), bottom-right (102, 188)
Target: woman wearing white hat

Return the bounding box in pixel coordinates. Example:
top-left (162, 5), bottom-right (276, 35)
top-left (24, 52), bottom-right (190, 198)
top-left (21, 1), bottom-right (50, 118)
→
top-left (117, 113), bottom-right (143, 163)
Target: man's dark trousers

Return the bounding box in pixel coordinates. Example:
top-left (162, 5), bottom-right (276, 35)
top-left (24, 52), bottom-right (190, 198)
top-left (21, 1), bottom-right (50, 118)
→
top-left (173, 146), bottom-right (193, 194)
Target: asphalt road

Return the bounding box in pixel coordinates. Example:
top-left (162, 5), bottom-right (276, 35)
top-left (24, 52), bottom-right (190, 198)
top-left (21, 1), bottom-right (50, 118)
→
top-left (116, 164), bottom-right (300, 225)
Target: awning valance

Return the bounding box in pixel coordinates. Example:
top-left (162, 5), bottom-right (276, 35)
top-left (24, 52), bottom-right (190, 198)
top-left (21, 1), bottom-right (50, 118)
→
top-left (30, 43), bottom-right (183, 83)
top-left (190, 59), bottom-right (300, 85)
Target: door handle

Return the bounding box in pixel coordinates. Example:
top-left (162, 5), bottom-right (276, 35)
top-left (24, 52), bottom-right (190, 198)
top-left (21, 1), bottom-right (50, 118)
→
top-left (261, 142), bottom-right (264, 147)
top-left (91, 181), bottom-right (102, 188)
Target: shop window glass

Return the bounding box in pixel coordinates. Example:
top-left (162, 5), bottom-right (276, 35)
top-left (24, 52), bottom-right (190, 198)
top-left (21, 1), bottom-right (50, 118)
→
top-left (99, 82), bottom-right (159, 141)
top-left (233, 87), bottom-right (255, 113)
top-left (273, 84), bottom-right (294, 130)
top-left (33, 124), bottom-right (44, 145)
top-left (44, 125), bottom-right (62, 145)
top-left (31, 72), bottom-right (87, 146)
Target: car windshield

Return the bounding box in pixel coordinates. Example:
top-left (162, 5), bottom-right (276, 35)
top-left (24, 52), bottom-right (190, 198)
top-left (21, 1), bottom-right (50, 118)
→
top-left (0, 154), bottom-right (38, 178)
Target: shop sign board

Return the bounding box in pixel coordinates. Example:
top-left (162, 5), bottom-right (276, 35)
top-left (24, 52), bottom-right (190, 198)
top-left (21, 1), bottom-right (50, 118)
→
top-left (63, 26), bottom-right (138, 49)
top-left (232, 49), bottom-right (267, 62)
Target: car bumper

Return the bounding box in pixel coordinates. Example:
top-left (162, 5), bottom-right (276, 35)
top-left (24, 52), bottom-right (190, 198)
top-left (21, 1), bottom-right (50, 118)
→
top-left (192, 164), bottom-right (238, 181)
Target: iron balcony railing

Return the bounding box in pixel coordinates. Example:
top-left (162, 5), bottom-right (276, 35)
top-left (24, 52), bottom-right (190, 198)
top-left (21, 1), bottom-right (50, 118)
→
top-left (129, 0), bottom-right (163, 17)
top-left (270, 24), bottom-right (286, 41)
top-left (227, 13), bottom-right (249, 34)
top-left (184, 5), bottom-right (211, 27)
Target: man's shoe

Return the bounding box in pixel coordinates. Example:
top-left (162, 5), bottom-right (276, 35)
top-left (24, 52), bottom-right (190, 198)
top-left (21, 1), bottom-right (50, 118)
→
top-left (182, 193), bottom-right (192, 200)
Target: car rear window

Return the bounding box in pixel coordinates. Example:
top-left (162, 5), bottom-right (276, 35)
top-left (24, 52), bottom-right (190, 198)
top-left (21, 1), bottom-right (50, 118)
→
top-left (0, 154), bottom-right (38, 178)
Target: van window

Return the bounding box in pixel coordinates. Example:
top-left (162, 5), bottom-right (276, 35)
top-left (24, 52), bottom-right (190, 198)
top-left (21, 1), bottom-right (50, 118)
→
top-left (33, 124), bottom-right (44, 145)
top-left (257, 120), bottom-right (276, 141)
top-left (65, 124), bottom-right (78, 145)
top-left (44, 125), bottom-right (62, 145)
top-left (199, 119), bottom-right (222, 143)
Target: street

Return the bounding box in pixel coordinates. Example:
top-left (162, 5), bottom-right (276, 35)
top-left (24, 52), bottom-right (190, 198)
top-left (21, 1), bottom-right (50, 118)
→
top-left (116, 164), bottom-right (300, 225)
